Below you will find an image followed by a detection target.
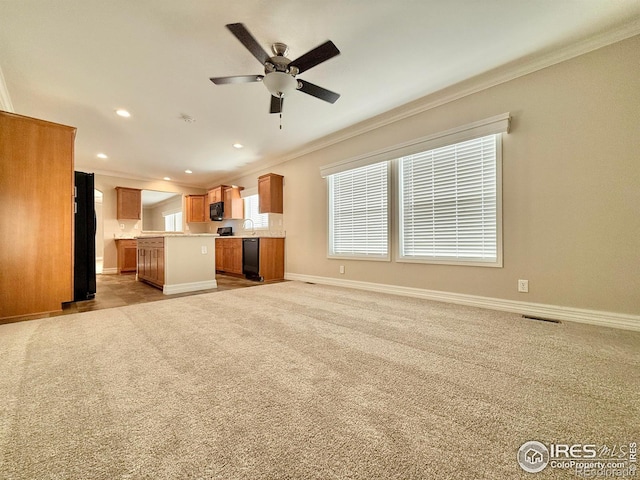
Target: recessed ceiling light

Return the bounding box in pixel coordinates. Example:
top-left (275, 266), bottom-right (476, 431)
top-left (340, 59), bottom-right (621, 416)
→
top-left (115, 109), bottom-right (131, 118)
top-left (185, 169), bottom-right (193, 174)
top-left (163, 177), bottom-right (171, 181)
top-left (232, 143), bottom-right (244, 149)
top-left (97, 153), bottom-right (108, 159)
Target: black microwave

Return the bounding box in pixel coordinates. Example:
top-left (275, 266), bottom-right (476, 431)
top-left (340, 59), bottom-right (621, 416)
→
top-left (210, 201), bottom-right (224, 221)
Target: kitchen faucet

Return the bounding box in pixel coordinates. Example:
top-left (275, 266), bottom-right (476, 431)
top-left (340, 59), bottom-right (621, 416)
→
top-left (242, 219), bottom-right (256, 235)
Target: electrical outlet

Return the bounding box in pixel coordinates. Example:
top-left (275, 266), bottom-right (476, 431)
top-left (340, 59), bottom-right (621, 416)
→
top-left (518, 279), bottom-right (529, 293)
top-left (201, 246), bottom-right (207, 254)
top-left (119, 223), bottom-right (125, 230)
top-left (339, 265), bottom-right (345, 274)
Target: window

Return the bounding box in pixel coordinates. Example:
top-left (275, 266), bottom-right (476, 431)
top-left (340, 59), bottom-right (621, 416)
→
top-left (399, 134), bottom-right (501, 266)
top-left (321, 114), bottom-right (509, 267)
top-left (243, 194), bottom-right (269, 229)
top-left (328, 161), bottom-right (389, 259)
top-left (163, 211), bottom-right (183, 232)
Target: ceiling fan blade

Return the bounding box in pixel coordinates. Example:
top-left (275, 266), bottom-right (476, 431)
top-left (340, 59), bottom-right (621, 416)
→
top-left (297, 79), bottom-right (340, 104)
top-left (226, 23), bottom-right (270, 65)
top-left (289, 40), bottom-right (340, 74)
top-left (270, 95), bottom-right (283, 114)
top-left (210, 75), bottom-right (264, 85)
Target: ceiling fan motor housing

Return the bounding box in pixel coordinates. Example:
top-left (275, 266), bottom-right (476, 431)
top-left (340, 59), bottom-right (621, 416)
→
top-left (265, 52), bottom-right (299, 75)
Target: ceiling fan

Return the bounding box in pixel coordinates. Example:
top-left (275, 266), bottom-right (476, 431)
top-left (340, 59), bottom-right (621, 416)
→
top-left (210, 23), bottom-right (341, 115)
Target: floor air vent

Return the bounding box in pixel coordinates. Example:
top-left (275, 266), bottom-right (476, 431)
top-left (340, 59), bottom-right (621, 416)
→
top-left (523, 315), bottom-right (561, 324)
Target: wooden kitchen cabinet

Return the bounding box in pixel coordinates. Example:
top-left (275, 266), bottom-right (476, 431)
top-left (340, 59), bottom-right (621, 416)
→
top-left (258, 173), bottom-right (283, 214)
top-left (216, 237), bottom-right (284, 281)
top-left (223, 186), bottom-right (244, 220)
top-left (215, 238), bottom-right (243, 275)
top-left (207, 186), bottom-right (225, 205)
top-left (115, 239), bottom-right (137, 273)
top-left (0, 111), bottom-right (75, 320)
top-left (259, 238), bottom-right (285, 281)
top-left (215, 239), bottom-right (224, 271)
top-left (186, 194), bottom-right (207, 222)
top-left (116, 187), bottom-right (141, 220)
top-left (137, 237), bottom-right (165, 288)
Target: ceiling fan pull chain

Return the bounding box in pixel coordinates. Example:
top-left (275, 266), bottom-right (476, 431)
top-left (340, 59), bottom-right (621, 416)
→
top-left (279, 96), bottom-right (283, 129)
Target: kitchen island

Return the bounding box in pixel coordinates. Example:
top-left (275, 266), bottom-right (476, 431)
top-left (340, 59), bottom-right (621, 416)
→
top-left (136, 234), bottom-right (218, 294)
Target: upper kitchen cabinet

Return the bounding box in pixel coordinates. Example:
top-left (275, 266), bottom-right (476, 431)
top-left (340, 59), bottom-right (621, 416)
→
top-left (115, 187), bottom-right (141, 220)
top-left (258, 173), bottom-right (283, 214)
top-left (0, 111), bottom-right (75, 320)
top-left (186, 194), bottom-right (207, 222)
top-left (223, 186), bottom-right (244, 220)
top-left (207, 186), bottom-right (226, 205)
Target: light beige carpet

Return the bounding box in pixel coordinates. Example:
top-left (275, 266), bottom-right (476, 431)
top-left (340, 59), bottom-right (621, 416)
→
top-left (0, 281), bottom-right (638, 479)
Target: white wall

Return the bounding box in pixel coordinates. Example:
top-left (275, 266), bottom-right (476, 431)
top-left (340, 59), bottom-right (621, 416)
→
top-left (224, 35), bottom-right (640, 318)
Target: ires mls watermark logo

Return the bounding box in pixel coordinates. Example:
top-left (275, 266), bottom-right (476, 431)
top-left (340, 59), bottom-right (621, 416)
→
top-left (518, 441), bottom-right (637, 477)
top-left (518, 441), bottom-right (550, 473)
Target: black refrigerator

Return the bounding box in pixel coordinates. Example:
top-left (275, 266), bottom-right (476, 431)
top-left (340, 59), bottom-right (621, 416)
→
top-left (74, 171), bottom-right (96, 301)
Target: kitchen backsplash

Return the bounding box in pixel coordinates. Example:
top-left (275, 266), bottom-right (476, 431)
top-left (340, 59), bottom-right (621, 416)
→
top-left (204, 213), bottom-right (285, 237)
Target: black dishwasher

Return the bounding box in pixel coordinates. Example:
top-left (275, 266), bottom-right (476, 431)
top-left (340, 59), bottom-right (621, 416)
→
top-left (242, 238), bottom-right (261, 281)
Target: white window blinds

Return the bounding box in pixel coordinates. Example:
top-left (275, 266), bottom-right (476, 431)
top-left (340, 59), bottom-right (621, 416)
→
top-left (244, 194), bottom-right (269, 229)
top-left (328, 161), bottom-right (389, 258)
top-left (399, 134), bottom-right (501, 265)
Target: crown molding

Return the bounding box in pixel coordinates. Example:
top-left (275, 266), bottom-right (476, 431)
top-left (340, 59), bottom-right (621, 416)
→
top-left (192, 21), bottom-right (640, 187)
top-left (235, 19), bottom-right (640, 179)
top-left (0, 63), bottom-right (15, 112)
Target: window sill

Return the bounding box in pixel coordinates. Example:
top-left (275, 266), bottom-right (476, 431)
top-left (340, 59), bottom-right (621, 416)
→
top-left (328, 254), bottom-right (391, 262)
top-left (396, 256), bottom-right (503, 268)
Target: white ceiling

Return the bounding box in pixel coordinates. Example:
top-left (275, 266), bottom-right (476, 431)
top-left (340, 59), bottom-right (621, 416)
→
top-left (1, 1), bottom-right (639, 188)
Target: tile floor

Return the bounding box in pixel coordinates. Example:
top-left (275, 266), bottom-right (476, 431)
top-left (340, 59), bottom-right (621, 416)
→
top-left (55, 273), bottom-right (275, 317)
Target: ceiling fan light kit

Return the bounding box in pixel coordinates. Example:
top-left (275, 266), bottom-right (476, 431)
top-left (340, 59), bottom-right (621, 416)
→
top-left (210, 23), bottom-right (341, 120)
top-left (263, 72), bottom-right (298, 98)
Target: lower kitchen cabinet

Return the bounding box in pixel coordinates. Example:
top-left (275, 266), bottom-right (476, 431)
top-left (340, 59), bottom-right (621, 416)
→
top-left (115, 239), bottom-right (137, 273)
top-left (215, 238), bottom-right (243, 275)
top-left (137, 237), bottom-right (165, 288)
top-left (258, 238), bottom-right (285, 281)
top-left (216, 237), bottom-right (284, 281)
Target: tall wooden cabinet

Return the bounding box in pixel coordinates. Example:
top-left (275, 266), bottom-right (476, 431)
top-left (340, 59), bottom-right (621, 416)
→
top-left (0, 111), bottom-right (75, 320)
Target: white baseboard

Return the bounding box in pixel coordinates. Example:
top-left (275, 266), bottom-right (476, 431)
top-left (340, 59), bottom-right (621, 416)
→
top-left (284, 273), bottom-right (640, 332)
top-left (101, 268), bottom-right (118, 275)
top-left (163, 280), bottom-right (218, 295)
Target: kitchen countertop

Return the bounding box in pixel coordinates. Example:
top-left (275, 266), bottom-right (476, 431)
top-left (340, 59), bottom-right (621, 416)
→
top-left (217, 235), bottom-right (286, 239)
top-left (136, 233), bottom-right (220, 238)
top-left (114, 233), bottom-right (285, 239)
